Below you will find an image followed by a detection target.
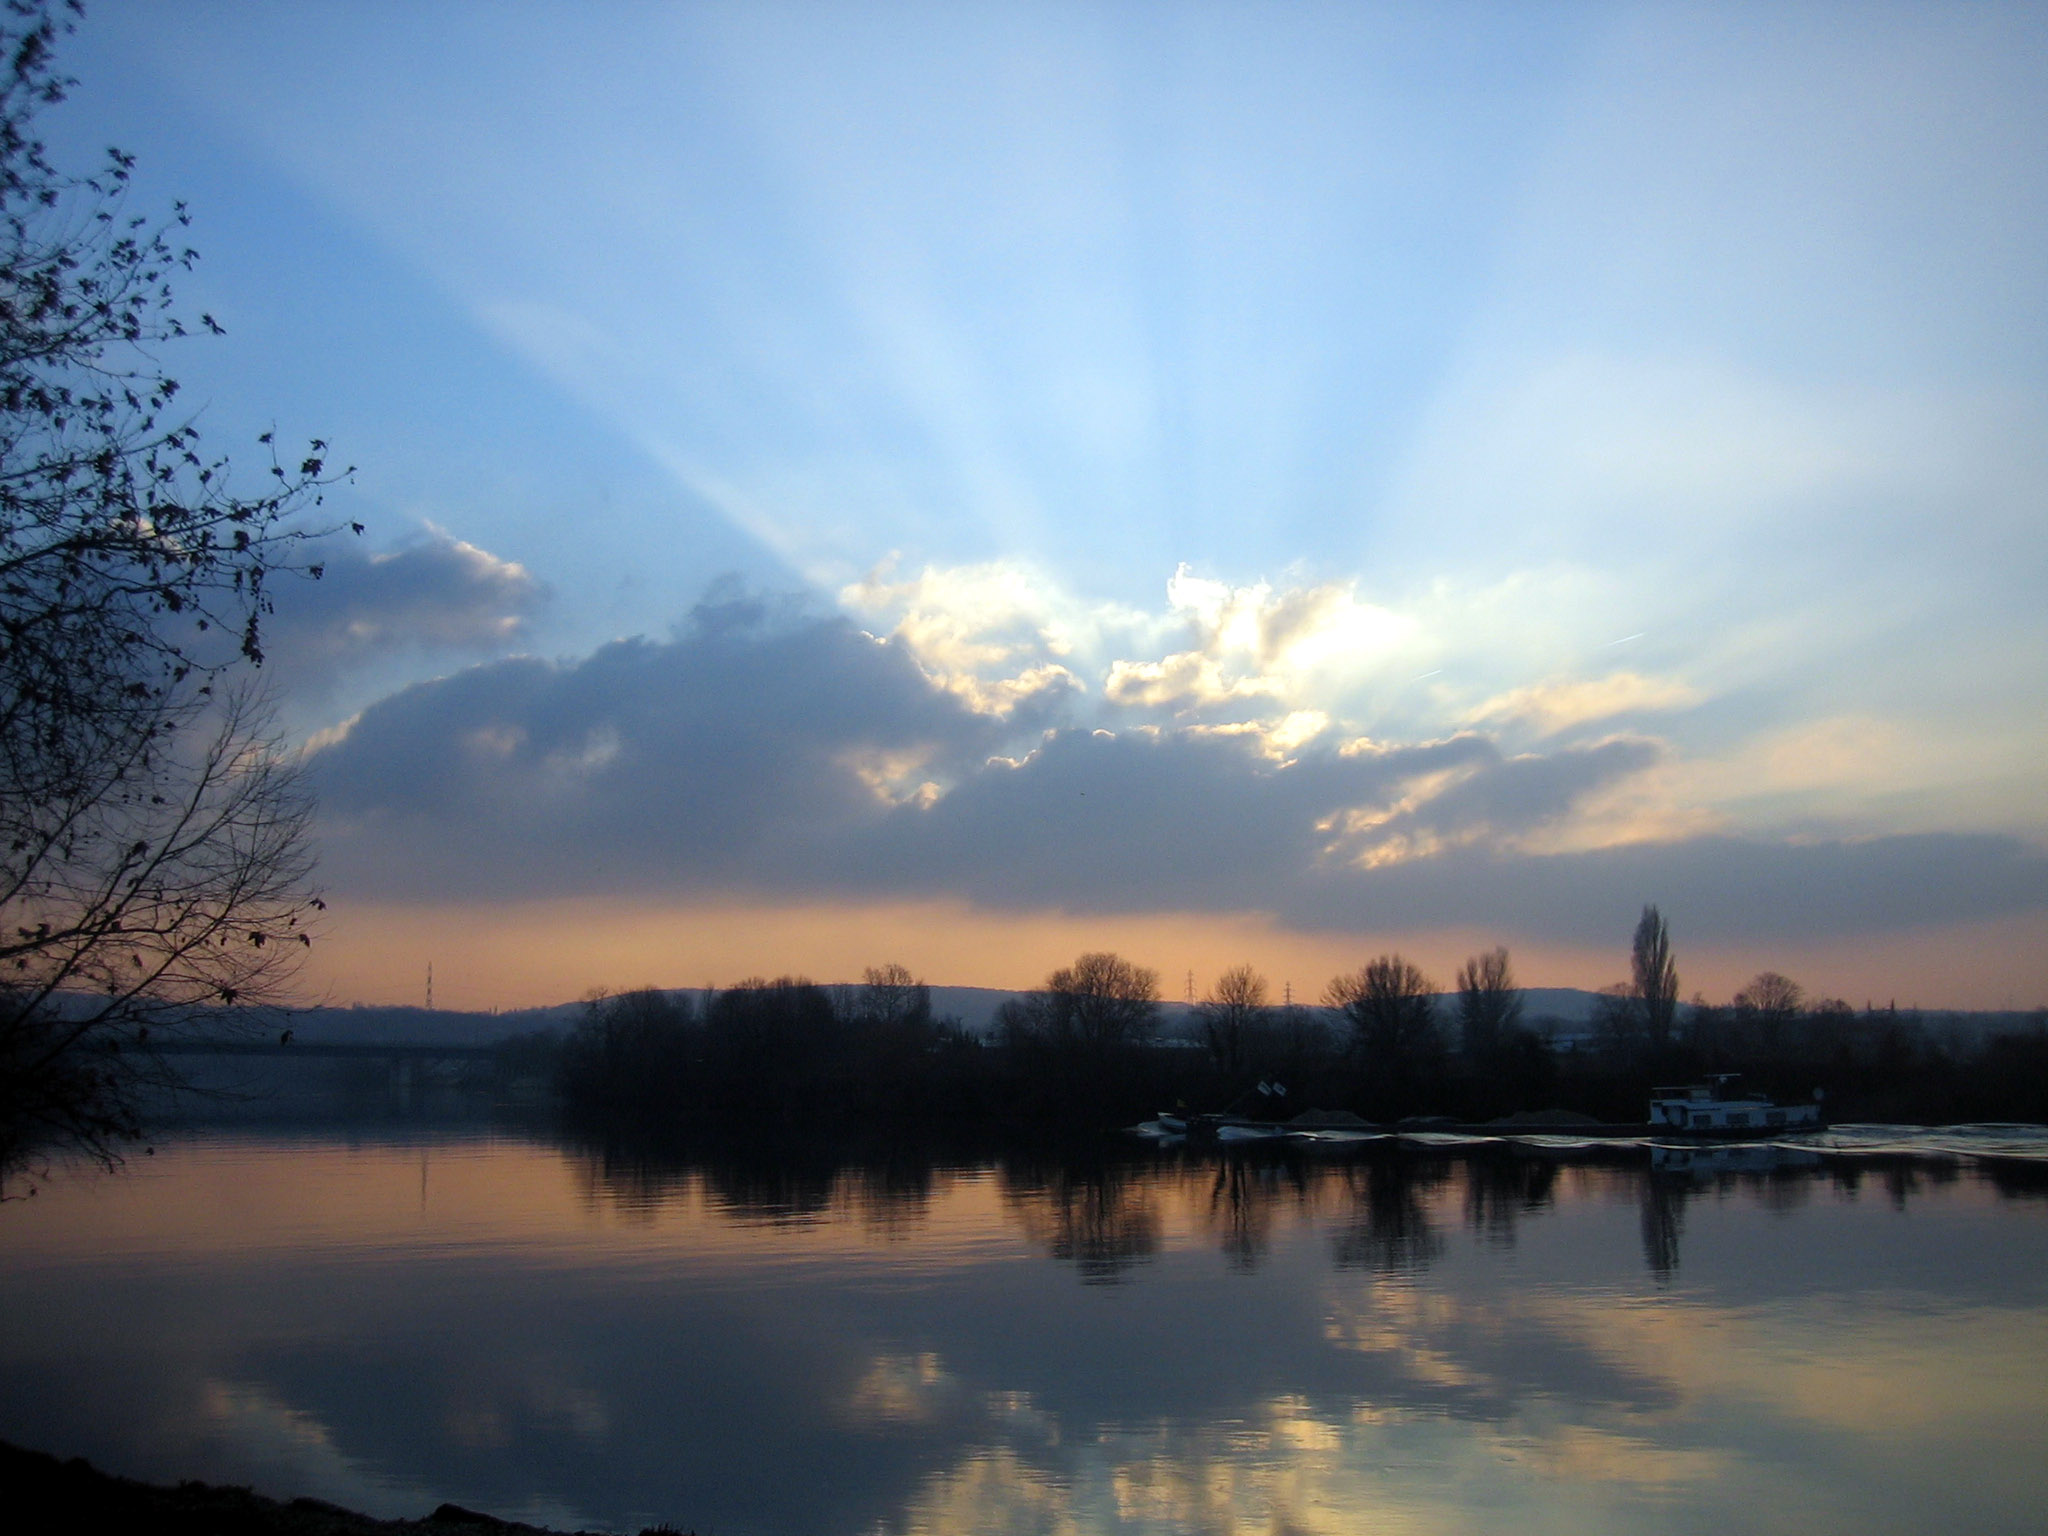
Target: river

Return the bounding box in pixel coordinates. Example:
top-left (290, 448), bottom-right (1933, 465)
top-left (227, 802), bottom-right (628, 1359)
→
top-left (3, 1122), bottom-right (2046, 1534)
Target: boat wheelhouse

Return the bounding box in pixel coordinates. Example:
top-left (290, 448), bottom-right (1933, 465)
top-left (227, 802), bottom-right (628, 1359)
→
top-left (1648, 1075), bottom-right (1823, 1136)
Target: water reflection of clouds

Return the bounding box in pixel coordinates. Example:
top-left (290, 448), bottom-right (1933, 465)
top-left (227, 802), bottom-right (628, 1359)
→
top-left (883, 1392), bottom-right (1742, 1536)
top-left (848, 1352), bottom-right (956, 1427)
top-left (1321, 1281), bottom-right (1496, 1394)
top-left (438, 1356), bottom-right (612, 1449)
top-left (1529, 1292), bottom-right (2048, 1446)
top-left (8, 1135), bottom-right (2048, 1534)
top-left (881, 1299), bottom-right (2048, 1536)
top-left (196, 1378), bottom-right (433, 1518)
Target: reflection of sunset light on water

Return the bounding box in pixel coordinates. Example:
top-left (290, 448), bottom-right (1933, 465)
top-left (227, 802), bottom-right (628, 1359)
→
top-left (884, 1303), bottom-right (2048, 1536)
top-left (4, 1134), bottom-right (2046, 1533)
top-left (886, 1394), bottom-right (1735, 1536)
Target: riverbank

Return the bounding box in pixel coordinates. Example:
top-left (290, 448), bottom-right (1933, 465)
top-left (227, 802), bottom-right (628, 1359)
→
top-left (0, 1440), bottom-right (681, 1536)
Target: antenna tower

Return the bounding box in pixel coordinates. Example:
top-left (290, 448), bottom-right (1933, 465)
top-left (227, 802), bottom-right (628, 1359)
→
top-left (1186, 969), bottom-right (1195, 1005)
top-left (426, 961), bottom-right (434, 1012)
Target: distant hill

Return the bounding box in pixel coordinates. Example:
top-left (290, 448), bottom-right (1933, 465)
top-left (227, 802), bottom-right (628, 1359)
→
top-left (275, 984), bottom-right (2035, 1047)
top-left (280, 983), bottom-right (1610, 1046)
top-left (287, 989), bottom-right (1031, 1044)
top-left (1515, 988), bottom-right (1602, 1023)
top-left (916, 985), bottom-right (1614, 1033)
top-left (286, 1001), bottom-right (584, 1046)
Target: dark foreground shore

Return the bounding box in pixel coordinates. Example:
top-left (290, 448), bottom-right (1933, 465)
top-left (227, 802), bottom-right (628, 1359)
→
top-left (0, 1441), bottom-right (685, 1536)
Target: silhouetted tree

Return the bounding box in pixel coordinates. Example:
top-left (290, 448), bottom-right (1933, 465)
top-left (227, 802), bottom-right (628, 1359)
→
top-left (1455, 946), bottom-right (1523, 1061)
top-left (702, 976), bottom-right (838, 1121)
top-left (1803, 995), bottom-right (1855, 1063)
top-left (1266, 1001), bottom-right (1338, 1089)
top-left (1683, 991), bottom-right (1725, 1057)
top-left (1593, 981), bottom-right (1643, 1061)
top-left (1733, 970), bottom-right (1802, 1017)
top-left (1196, 963), bottom-right (1269, 1076)
top-left (1327, 955), bottom-right (1443, 1118)
top-left (1631, 905), bottom-right (1679, 1049)
top-left (0, 6), bottom-right (347, 1173)
top-left (846, 961), bottom-right (933, 1041)
top-left (994, 952), bottom-right (1161, 1127)
top-left (1733, 970), bottom-right (1803, 1058)
top-left (837, 961), bottom-right (972, 1119)
top-left (1451, 953), bottom-right (1556, 1121)
top-left (1006, 951), bottom-right (1159, 1058)
top-left (557, 987), bottom-right (696, 1119)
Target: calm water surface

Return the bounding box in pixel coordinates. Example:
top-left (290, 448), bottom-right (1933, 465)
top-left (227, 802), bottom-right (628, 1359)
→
top-left (3, 1126), bottom-right (2046, 1535)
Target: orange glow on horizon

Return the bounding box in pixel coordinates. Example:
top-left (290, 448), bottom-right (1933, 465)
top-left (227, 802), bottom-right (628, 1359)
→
top-left (299, 897), bottom-right (2048, 1014)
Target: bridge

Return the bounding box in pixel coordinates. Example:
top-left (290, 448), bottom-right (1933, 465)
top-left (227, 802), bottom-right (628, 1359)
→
top-left (152, 1040), bottom-right (499, 1061)
top-left (151, 1039), bottom-right (507, 1105)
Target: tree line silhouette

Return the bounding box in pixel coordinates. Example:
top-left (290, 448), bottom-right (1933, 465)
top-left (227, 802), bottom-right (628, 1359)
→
top-left (552, 906), bottom-right (2048, 1135)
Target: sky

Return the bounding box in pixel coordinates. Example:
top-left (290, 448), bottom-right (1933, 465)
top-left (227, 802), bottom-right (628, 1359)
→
top-left (42, 0), bottom-right (2048, 1010)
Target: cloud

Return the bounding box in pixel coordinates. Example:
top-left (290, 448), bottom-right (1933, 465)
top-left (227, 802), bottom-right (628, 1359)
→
top-left (1469, 673), bottom-right (1702, 738)
top-left (1282, 833), bottom-right (2048, 947)
top-left (310, 591), bottom-right (1001, 896)
top-left (306, 589), bottom-right (2048, 945)
top-left (848, 558), bottom-right (1423, 728)
top-left (264, 530), bottom-right (546, 694)
top-left (1103, 650), bottom-right (1275, 710)
top-left (841, 556), bottom-right (1145, 715)
top-left (842, 727), bottom-right (1651, 916)
top-left (1329, 737), bottom-right (1668, 867)
top-left (1103, 568), bottom-right (1419, 718)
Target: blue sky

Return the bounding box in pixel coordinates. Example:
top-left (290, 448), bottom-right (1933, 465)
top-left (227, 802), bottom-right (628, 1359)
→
top-left (45, 1), bottom-right (2048, 1006)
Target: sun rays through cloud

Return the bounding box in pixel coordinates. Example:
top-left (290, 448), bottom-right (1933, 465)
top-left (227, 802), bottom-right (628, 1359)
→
top-left (46, 0), bottom-right (2048, 1005)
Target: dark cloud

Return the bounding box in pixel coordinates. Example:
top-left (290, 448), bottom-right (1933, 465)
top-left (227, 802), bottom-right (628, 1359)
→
top-left (307, 598), bottom-right (2048, 945)
top-left (1281, 833), bottom-right (2048, 947)
top-left (311, 595), bottom-right (998, 897)
top-left (1329, 737), bottom-right (1664, 860)
top-left (846, 729), bottom-right (1497, 910)
top-left (264, 531), bottom-right (546, 693)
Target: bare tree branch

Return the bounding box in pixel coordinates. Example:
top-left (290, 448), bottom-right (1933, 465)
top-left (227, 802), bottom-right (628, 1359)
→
top-left (0, 4), bottom-right (343, 1177)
